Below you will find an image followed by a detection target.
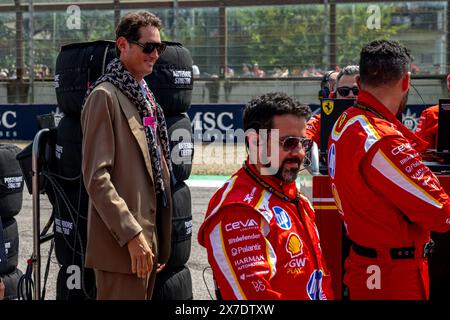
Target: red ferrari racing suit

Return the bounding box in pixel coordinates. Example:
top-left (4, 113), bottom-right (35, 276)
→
top-left (306, 114), bottom-right (321, 147)
top-left (198, 162), bottom-right (334, 300)
top-left (416, 105), bottom-right (438, 150)
top-left (328, 90), bottom-right (450, 299)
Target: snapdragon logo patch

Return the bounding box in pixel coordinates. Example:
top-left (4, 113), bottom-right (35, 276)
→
top-left (272, 206), bottom-right (291, 230)
top-left (328, 143), bottom-right (336, 179)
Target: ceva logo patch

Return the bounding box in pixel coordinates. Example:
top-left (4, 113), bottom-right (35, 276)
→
top-left (272, 206), bottom-right (291, 230)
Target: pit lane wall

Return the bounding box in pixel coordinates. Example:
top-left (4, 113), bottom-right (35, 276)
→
top-left (0, 103), bottom-right (432, 141)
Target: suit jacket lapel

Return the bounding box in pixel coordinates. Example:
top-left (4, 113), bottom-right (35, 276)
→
top-left (114, 90), bottom-right (154, 183)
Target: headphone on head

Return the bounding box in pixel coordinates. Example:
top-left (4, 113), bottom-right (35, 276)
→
top-left (319, 71), bottom-right (334, 99)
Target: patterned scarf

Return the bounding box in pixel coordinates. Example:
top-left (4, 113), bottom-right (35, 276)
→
top-left (85, 58), bottom-right (172, 208)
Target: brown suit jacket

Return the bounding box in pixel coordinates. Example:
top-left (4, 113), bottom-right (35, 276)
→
top-left (81, 81), bottom-right (172, 274)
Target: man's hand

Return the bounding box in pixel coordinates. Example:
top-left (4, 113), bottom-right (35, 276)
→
top-left (0, 277), bottom-right (4, 300)
top-left (127, 232), bottom-right (154, 279)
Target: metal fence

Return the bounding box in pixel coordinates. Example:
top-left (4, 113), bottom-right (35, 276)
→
top-left (0, 0), bottom-right (449, 103)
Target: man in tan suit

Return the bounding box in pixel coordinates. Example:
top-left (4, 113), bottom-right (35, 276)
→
top-left (81, 11), bottom-right (172, 300)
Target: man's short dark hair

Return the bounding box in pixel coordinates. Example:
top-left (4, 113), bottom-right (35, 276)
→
top-left (115, 11), bottom-right (162, 56)
top-left (359, 40), bottom-right (413, 87)
top-left (243, 92), bottom-right (311, 133)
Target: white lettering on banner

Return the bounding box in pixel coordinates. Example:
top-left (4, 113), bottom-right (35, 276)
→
top-left (0, 131), bottom-right (17, 138)
top-left (228, 233), bottom-right (261, 245)
top-left (225, 219), bottom-right (258, 232)
top-left (1, 111), bottom-right (17, 129)
top-left (191, 112), bottom-right (234, 131)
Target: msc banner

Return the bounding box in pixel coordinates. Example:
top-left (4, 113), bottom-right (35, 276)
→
top-left (0, 103), bottom-right (432, 142)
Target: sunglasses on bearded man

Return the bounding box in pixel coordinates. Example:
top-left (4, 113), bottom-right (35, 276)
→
top-left (279, 136), bottom-right (313, 152)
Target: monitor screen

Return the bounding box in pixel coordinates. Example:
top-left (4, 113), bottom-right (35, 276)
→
top-left (437, 99), bottom-right (450, 155)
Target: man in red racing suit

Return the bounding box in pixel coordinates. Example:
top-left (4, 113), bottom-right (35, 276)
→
top-left (198, 92), bottom-right (334, 300)
top-left (328, 40), bottom-right (450, 300)
top-left (416, 104), bottom-right (439, 150)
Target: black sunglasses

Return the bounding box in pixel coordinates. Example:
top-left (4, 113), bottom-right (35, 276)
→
top-left (279, 136), bottom-right (313, 152)
top-left (128, 40), bottom-right (167, 55)
top-left (337, 86), bottom-right (359, 97)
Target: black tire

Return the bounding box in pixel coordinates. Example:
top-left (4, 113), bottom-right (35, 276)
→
top-left (0, 144), bottom-right (24, 218)
top-left (167, 182), bottom-right (192, 269)
top-left (0, 217), bottom-right (19, 275)
top-left (2, 268), bottom-right (23, 300)
top-left (166, 114), bottom-right (194, 183)
top-left (56, 264), bottom-right (96, 300)
top-left (55, 116), bottom-right (82, 178)
top-left (145, 42), bottom-right (193, 116)
top-left (55, 40), bottom-right (117, 117)
top-left (52, 178), bottom-right (89, 266)
top-left (153, 266), bottom-right (193, 300)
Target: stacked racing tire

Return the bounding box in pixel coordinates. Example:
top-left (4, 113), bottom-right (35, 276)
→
top-left (0, 144), bottom-right (24, 300)
top-left (51, 40), bottom-right (117, 300)
top-left (145, 42), bottom-right (194, 300)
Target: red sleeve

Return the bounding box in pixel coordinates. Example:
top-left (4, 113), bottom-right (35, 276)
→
top-left (362, 135), bottom-right (450, 232)
top-left (416, 105), bottom-right (439, 150)
top-left (306, 114), bottom-right (321, 146)
top-left (202, 205), bottom-right (282, 300)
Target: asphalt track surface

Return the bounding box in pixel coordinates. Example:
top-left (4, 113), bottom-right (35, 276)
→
top-left (16, 185), bottom-right (219, 301)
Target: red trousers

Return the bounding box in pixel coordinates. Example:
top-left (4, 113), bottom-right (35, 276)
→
top-left (344, 250), bottom-right (429, 300)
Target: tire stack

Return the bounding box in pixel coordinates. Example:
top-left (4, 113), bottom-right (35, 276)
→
top-left (52, 40), bottom-right (117, 300)
top-left (0, 144), bottom-right (24, 300)
top-left (145, 42), bottom-right (194, 300)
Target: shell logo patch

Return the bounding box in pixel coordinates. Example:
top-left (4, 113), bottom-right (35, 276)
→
top-left (286, 233), bottom-right (303, 258)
